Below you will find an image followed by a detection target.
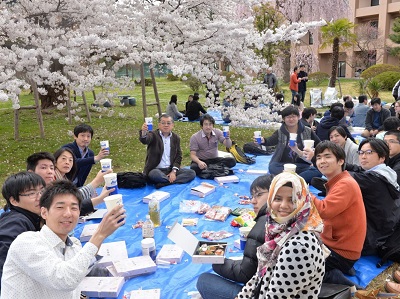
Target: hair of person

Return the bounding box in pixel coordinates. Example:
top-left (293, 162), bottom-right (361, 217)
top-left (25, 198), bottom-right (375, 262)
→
top-left (26, 152), bottom-right (55, 171)
top-left (314, 140), bottom-right (346, 170)
top-left (293, 94), bottom-right (301, 106)
top-left (188, 94), bottom-right (193, 99)
top-left (40, 180), bottom-right (82, 210)
top-left (329, 102), bottom-right (343, 111)
top-left (344, 100), bottom-right (354, 109)
top-left (275, 93), bottom-right (284, 100)
top-left (200, 114), bottom-right (215, 126)
top-left (299, 64), bottom-right (305, 68)
top-left (385, 130), bottom-right (400, 141)
top-left (53, 147), bottom-right (78, 181)
top-left (281, 105), bottom-right (300, 118)
top-left (193, 94), bottom-right (199, 101)
top-left (329, 126), bottom-right (347, 139)
top-left (358, 95), bottom-right (368, 103)
top-left (331, 106), bottom-right (345, 120)
top-left (282, 181), bottom-right (293, 188)
top-left (158, 113), bottom-right (173, 123)
top-left (342, 95), bottom-right (352, 102)
top-left (383, 116), bottom-right (400, 131)
top-left (359, 137), bottom-right (389, 163)
top-left (2, 171), bottom-right (45, 211)
top-left (293, 66), bottom-right (298, 72)
top-left (302, 107), bottom-right (314, 120)
top-left (73, 123), bottom-right (94, 137)
top-left (170, 94), bottom-right (177, 105)
top-left (250, 174), bottom-right (274, 194)
top-left (370, 97), bottom-right (381, 105)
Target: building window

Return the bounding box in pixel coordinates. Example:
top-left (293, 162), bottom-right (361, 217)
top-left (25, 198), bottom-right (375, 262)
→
top-left (338, 61), bottom-right (346, 78)
top-left (371, 0), bottom-right (379, 6)
top-left (309, 32), bottom-right (313, 45)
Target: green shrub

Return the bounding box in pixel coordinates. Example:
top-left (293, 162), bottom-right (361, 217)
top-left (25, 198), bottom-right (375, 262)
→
top-left (144, 78), bottom-right (153, 86)
top-left (166, 73), bottom-right (180, 81)
top-left (361, 64), bottom-right (400, 80)
top-left (185, 76), bottom-right (203, 92)
top-left (368, 79), bottom-right (382, 98)
top-left (308, 72), bottom-right (329, 86)
top-left (373, 71), bottom-right (400, 90)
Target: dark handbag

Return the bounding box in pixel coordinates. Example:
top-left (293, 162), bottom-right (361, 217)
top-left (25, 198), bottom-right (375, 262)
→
top-left (318, 283), bottom-right (351, 299)
top-left (116, 171), bottom-right (147, 188)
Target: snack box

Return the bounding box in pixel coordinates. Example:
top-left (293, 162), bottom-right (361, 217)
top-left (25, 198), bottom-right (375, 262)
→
top-left (167, 222), bottom-right (227, 264)
top-left (143, 191), bottom-right (170, 204)
top-left (246, 169), bottom-right (269, 175)
top-left (78, 208), bottom-right (108, 223)
top-left (214, 175), bottom-right (239, 184)
top-left (112, 255), bottom-right (157, 278)
top-left (156, 244), bottom-right (184, 264)
top-left (130, 289), bottom-right (161, 299)
top-left (190, 183), bottom-right (216, 198)
top-left (79, 277), bottom-right (125, 298)
top-left (96, 241), bottom-right (129, 267)
top-left (80, 223), bottom-right (99, 242)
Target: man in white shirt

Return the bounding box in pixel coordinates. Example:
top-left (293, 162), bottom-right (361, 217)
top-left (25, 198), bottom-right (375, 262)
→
top-left (1, 180), bottom-right (126, 299)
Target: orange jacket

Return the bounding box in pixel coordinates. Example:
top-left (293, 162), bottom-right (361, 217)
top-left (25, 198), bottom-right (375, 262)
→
top-left (289, 72), bottom-right (301, 92)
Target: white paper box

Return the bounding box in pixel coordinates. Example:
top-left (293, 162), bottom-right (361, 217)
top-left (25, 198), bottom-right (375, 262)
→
top-left (214, 175), bottom-right (239, 184)
top-left (143, 191), bottom-right (170, 204)
top-left (167, 222), bottom-right (226, 264)
top-left (246, 169), bottom-right (269, 175)
top-left (80, 223), bottom-right (99, 242)
top-left (79, 277), bottom-right (125, 298)
top-left (130, 289), bottom-right (161, 299)
top-left (79, 209), bottom-right (108, 223)
top-left (97, 241), bottom-right (128, 267)
top-left (156, 244), bottom-right (184, 264)
top-left (113, 256), bottom-right (156, 278)
top-left (190, 183), bottom-right (216, 198)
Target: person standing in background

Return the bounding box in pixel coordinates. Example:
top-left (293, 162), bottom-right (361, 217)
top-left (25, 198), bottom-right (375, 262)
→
top-left (263, 67), bottom-right (277, 91)
top-left (298, 64), bottom-right (308, 103)
top-left (289, 66), bottom-right (302, 105)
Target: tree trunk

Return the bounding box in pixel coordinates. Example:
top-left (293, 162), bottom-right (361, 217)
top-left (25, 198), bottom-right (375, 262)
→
top-left (329, 37), bottom-right (340, 88)
top-left (282, 40), bottom-right (291, 83)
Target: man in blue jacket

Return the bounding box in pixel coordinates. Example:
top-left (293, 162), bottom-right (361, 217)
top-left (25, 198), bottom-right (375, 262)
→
top-left (63, 124), bottom-right (109, 187)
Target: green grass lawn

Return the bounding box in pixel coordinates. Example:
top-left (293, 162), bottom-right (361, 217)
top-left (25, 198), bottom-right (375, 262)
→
top-left (0, 77), bottom-right (393, 205)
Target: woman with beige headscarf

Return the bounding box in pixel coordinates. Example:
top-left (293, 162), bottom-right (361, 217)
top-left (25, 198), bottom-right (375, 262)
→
top-left (236, 171), bottom-right (325, 299)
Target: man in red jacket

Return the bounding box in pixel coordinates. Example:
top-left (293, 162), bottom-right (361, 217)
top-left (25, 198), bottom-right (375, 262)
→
top-left (289, 66), bottom-right (302, 105)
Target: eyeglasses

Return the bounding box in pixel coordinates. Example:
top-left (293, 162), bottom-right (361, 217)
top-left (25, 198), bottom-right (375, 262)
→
top-left (160, 122), bottom-right (173, 125)
top-left (19, 190), bottom-right (43, 199)
top-left (384, 139), bottom-right (400, 145)
top-left (251, 191), bottom-right (268, 199)
top-left (285, 115), bottom-right (298, 119)
top-left (357, 150), bottom-right (376, 156)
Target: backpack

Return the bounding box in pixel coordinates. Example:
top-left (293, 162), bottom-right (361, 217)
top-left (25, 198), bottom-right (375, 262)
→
top-left (243, 142), bottom-right (275, 156)
top-left (198, 163), bottom-right (232, 179)
top-left (376, 221), bottom-right (400, 267)
top-left (116, 172), bottom-right (147, 189)
top-left (226, 142), bottom-right (256, 165)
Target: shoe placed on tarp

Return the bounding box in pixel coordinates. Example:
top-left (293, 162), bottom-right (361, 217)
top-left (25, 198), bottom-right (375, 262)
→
top-left (394, 270), bottom-right (400, 284)
top-left (384, 281), bottom-right (400, 294)
top-left (356, 288), bottom-right (400, 299)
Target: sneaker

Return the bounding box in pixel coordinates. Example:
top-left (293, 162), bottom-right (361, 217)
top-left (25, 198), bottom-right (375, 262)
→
top-left (384, 281), bottom-right (400, 294)
top-left (394, 270), bottom-right (400, 284)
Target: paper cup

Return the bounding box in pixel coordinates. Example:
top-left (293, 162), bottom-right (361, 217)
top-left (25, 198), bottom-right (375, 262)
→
top-left (346, 116), bottom-right (350, 121)
top-left (303, 140), bottom-right (314, 150)
top-left (283, 163), bottom-right (297, 173)
top-left (223, 126), bottom-right (229, 138)
top-left (289, 133), bottom-right (297, 146)
top-left (104, 173), bottom-right (119, 195)
top-left (239, 227), bottom-right (251, 250)
top-left (104, 194), bottom-right (123, 211)
top-left (145, 117), bottom-right (153, 131)
top-left (100, 140), bottom-right (110, 152)
top-left (254, 131), bottom-right (261, 144)
top-left (100, 158), bottom-right (112, 172)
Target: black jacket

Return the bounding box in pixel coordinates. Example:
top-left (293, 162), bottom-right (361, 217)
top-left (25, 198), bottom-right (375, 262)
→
top-left (186, 100), bottom-right (207, 121)
top-left (316, 117), bottom-right (354, 142)
top-left (346, 164), bottom-right (400, 255)
top-left (388, 153), bottom-right (400, 185)
top-left (63, 141), bottom-right (95, 187)
top-left (212, 203), bottom-right (267, 283)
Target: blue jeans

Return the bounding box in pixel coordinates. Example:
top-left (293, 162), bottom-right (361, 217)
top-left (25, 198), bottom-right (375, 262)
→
top-left (291, 89), bottom-right (298, 104)
top-left (196, 273), bottom-right (243, 299)
top-left (268, 162), bottom-right (322, 184)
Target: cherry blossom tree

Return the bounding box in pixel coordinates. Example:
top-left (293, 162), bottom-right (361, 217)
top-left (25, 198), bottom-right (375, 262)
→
top-left (0, 0), bottom-right (325, 129)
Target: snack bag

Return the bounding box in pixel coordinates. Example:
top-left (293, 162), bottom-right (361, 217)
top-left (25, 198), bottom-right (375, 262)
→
top-left (230, 211), bottom-right (256, 227)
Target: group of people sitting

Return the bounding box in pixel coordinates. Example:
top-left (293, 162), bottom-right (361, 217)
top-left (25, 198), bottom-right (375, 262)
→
top-left (165, 93), bottom-right (207, 121)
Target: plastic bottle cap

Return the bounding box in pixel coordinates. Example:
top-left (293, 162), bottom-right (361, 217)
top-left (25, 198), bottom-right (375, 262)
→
top-left (141, 238), bottom-right (155, 248)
